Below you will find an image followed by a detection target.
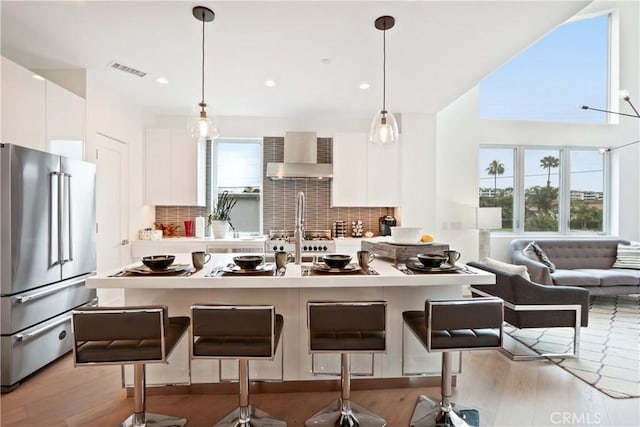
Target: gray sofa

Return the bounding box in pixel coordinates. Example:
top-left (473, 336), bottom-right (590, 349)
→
top-left (511, 239), bottom-right (640, 296)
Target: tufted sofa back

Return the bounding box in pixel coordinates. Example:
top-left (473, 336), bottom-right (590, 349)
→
top-left (511, 239), bottom-right (629, 270)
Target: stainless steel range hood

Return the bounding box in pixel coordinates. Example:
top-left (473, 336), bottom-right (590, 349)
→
top-left (266, 131), bottom-right (333, 180)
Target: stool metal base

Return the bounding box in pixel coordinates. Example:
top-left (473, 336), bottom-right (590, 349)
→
top-left (305, 398), bottom-right (387, 427)
top-left (122, 412), bottom-right (187, 427)
top-left (410, 395), bottom-right (479, 427)
top-left (215, 405), bottom-right (287, 427)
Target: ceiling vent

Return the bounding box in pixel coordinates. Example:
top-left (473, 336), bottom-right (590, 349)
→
top-left (108, 61), bottom-right (147, 78)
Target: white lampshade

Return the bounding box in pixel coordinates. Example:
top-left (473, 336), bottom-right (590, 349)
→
top-left (477, 207), bottom-right (502, 230)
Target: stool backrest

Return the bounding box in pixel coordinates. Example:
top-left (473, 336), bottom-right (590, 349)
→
top-left (308, 301), bottom-right (386, 332)
top-left (426, 298), bottom-right (502, 331)
top-left (191, 304), bottom-right (278, 358)
top-left (307, 301), bottom-right (387, 352)
top-left (72, 306), bottom-right (168, 365)
top-left (73, 306), bottom-right (167, 341)
top-left (426, 298), bottom-right (503, 351)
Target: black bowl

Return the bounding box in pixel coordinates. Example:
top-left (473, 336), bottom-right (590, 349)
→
top-left (323, 254), bottom-right (352, 269)
top-left (142, 255), bottom-right (175, 271)
top-left (417, 254), bottom-right (447, 268)
top-left (233, 255), bottom-right (264, 270)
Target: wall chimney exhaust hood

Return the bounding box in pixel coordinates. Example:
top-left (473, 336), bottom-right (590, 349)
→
top-left (266, 131), bottom-right (333, 180)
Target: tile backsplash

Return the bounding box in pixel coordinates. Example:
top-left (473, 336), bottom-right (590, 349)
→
top-left (155, 137), bottom-right (394, 237)
top-left (262, 137), bottom-right (391, 236)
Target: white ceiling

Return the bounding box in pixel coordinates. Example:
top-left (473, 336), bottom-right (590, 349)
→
top-left (1, 1), bottom-right (591, 119)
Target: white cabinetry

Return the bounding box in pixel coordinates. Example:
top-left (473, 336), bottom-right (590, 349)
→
top-left (1, 57), bottom-right (46, 151)
top-left (332, 132), bottom-right (400, 207)
top-left (46, 81), bottom-right (85, 145)
top-left (145, 128), bottom-right (205, 206)
top-left (1, 57), bottom-right (85, 154)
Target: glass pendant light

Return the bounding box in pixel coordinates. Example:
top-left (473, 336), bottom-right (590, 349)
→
top-left (189, 6), bottom-right (219, 140)
top-left (369, 16), bottom-right (399, 145)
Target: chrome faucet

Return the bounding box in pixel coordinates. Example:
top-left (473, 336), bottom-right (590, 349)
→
top-left (294, 191), bottom-right (305, 264)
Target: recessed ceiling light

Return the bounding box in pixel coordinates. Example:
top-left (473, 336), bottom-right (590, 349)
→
top-left (265, 80), bottom-right (275, 87)
top-left (32, 74), bottom-right (45, 81)
top-left (156, 77), bottom-right (169, 84)
top-left (359, 82), bottom-right (370, 90)
top-left (320, 58), bottom-right (331, 65)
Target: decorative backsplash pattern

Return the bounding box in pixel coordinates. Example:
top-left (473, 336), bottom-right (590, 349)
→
top-left (262, 137), bottom-right (392, 236)
top-left (155, 137), bottom-right (394, 237)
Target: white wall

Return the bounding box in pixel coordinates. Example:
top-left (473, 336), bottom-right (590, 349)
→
top-left (149, 115), bottom-right (370, 138)
top-left (85, 70), bottom-right (153, 303)
top-left (436, 0), bottom-right (640, 262)
top-left (85, 70), bottom-right (155, 243)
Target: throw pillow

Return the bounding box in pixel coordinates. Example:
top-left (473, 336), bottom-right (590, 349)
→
top-left (612, 243), bottom-right (640, 270)
top-left (526, 241), bottom-right (556, 272)
top-left (484, 257), bottom-right (531, 281)
top-left (523, 243), bottom-right (541, 262)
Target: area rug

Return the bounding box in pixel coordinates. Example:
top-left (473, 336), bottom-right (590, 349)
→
top-left (504, 295), bottom-right (640, 399)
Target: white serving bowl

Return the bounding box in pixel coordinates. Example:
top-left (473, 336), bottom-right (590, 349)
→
top-left (390, 226), bottom-right (423, 244)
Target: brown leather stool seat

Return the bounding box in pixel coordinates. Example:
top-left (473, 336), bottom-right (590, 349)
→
top-left (403, 297), bottom-right (503, 427)
top-left (306, 301), bottom-right (387, 427)
top-left (72, 305), bottom-right (190, 427)
top-left (191, 304), bottom-right (285, 427)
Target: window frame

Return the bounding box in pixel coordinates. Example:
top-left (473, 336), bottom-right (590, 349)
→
top-left (480, 144), bottom-right (608, 235)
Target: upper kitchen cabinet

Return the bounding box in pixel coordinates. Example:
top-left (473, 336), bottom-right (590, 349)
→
top-left (1, 57), bottom-right (85, 156)
top-left (145, 128), bottom-right (205, 206)
top-left (46, 81), bottom-right (85, 146)
top-left (1, 57), bottom-right (46, 151)
top-left (332, 132), bottom-right (401, 207)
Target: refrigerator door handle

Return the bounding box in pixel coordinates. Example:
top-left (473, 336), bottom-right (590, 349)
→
top-left (50, 171), bottom-right (61, 267)
top-left (63, 173), bottom-right (73, 263)
top-left (12, 275), bottom-right (91, 304)
top-left (14, 315), bottom-right (71, 343)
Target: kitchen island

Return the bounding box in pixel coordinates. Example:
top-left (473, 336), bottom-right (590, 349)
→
top-left (87, 254), bottom-right (494, 389)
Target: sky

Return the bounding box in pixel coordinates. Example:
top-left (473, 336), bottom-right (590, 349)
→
top-left (480, 13), bottom-right (609, 124)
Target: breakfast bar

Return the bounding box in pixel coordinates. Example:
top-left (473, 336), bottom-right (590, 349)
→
top-left (87, 254), bottom-right (495, 388)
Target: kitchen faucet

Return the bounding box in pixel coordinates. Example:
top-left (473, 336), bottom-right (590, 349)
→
top-left (294, 191), bottom-right (305, 264)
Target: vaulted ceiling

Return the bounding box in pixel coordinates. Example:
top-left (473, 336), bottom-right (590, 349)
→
top-left (1, 1), bottom-right (591, 118)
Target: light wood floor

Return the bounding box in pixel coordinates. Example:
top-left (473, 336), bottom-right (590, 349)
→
top-left (2, 350), bottom-right (638, 427)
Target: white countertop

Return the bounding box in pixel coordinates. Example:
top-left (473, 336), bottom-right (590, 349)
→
top-left (88, 254), bottom-right (494, 289)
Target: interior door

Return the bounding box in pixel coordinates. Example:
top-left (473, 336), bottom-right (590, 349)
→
top-left (95, 134), bottom-right (129, 277)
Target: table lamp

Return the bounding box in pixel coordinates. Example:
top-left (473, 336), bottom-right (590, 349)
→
top-left (477, 207), bottom-right (502, 262)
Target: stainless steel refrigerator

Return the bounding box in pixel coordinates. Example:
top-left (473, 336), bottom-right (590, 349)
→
top-left (1, 143), bottom-right (98, 392)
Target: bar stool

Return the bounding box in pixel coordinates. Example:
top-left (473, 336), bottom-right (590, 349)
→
top-left (403, 297), bottom-right (503, 427)
top-left (306, 301), bottom-right (387, 427)
top-left (72, 305), bottom-right (190, 427)
top-left (190, 304), bottom-right (285, 427)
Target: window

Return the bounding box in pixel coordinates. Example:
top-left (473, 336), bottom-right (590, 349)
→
top-left (208, 138), bottom-right (263, 233)
top-left (216, 140), bottom-right (262, 189)
top-left (480, 13), bottom-right (612, 124)
top-left (479, 146), bottom-right (606, 233)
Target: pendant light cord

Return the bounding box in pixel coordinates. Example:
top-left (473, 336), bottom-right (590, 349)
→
top-left (382, 26), bottom-right (386, 111)
top-left (200, 11), bottom-right (205, 107)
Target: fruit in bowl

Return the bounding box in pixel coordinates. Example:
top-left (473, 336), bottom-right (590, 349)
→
top-left (233, 255), bottom-right (264, 270)
top-left (142, 255), bottom-right (175, 271)
top-left (421, 234), bottom-right (435, 243)
top-left (416, 253), bottom-right (447, 268)
top-left (323, 254), bottom-right (352, 269)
